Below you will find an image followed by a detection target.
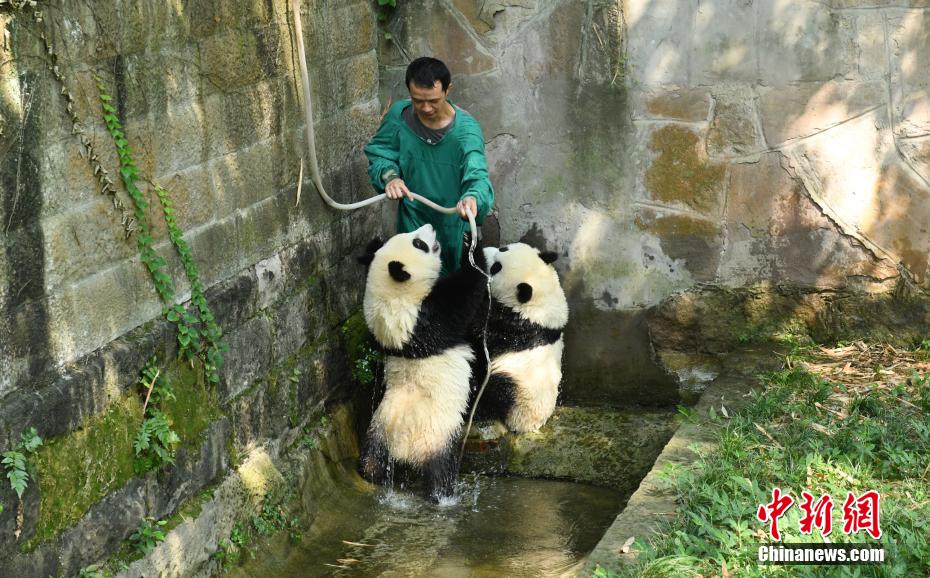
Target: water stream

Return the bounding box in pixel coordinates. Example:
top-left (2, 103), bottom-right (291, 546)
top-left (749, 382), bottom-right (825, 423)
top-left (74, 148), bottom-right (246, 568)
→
top-left (227, 469), bottom-right (623, 577)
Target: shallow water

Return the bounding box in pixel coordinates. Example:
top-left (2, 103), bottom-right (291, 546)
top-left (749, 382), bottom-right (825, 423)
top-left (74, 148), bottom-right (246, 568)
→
top-left (228, 471), bottom-right (623, 577)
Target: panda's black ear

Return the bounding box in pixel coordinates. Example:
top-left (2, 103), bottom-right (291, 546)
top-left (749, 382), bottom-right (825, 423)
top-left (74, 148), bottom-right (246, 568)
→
top-left (539, 251), bottom-right (558, 265)
top-left (517, 283), bottom-right (533, 304)
top-left (357, 238), bottom-right (383, 268)
top-left (389, 261), bottom-right (411, 282)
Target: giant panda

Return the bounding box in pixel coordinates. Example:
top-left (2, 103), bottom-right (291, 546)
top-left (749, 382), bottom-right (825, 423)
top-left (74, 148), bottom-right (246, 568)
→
top-left (478, 242), bottom-right (568, 433)
top-left (356, 223), bottom-right (488, 501)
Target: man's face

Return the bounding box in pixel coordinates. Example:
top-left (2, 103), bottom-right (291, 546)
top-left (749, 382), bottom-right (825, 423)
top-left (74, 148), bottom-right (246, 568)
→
top-left (408, 80), bottom-right (448, 121)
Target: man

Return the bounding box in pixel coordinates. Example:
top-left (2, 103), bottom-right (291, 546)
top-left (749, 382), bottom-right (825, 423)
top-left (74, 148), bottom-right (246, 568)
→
top-left (364, 57), bottom-right (494, 275)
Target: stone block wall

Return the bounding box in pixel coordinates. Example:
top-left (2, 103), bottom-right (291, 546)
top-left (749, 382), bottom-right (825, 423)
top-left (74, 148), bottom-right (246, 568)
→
top-left (0, 1), bottom-right (379, 575)
top-left (381, 0), bottom-right (930, 404)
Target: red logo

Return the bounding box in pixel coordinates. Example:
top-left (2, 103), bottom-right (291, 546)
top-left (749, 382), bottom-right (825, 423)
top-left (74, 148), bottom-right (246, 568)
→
top-left (757, 489), bottom-right (881, 541)
top-left (798, 492), bottom-right (834, 537)
top-left (842, 491), bottom-right (882, 539)
top-left (757, 487), bottom-right (794, 541)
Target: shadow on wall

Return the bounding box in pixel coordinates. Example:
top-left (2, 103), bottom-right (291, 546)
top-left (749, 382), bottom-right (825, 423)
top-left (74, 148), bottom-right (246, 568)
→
top-left (374, 0), bottom-right (930, 406)
top-left (559, 0), bottom-right (928, 401)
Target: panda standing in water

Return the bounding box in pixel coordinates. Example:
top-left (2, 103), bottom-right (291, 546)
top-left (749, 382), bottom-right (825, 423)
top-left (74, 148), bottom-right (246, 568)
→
top-left (479, 243), bottom-right (569, 433)
top-left (356, 224), bottom-right (488, 502)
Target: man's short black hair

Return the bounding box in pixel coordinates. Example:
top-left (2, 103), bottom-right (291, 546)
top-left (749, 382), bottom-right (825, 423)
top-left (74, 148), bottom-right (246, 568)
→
top-left (405, 57), bottom-right (451, 92)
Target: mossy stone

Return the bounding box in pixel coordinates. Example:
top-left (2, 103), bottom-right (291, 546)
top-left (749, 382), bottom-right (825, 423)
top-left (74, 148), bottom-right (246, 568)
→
top-left (645, 125), bottom-right (726, 213)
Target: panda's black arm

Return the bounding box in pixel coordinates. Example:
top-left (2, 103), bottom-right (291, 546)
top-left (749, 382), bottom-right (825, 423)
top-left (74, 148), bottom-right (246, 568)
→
top-left (402, 240), bottom-right (488, 354)
top-left (428, 234), bottom-right (487, 304)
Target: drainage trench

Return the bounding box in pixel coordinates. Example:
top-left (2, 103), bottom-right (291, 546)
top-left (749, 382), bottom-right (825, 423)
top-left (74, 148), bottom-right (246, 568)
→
top-left (226, 402), bottom-right (679, 577)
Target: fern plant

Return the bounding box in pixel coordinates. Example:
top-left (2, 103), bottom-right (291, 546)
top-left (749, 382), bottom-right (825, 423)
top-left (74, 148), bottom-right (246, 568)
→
top-left (133, 358), bottom-right (181, 474)
top-left (2, 427), bottom-right (43, 498)
top-left (133, 410), bottom-right (180, 473)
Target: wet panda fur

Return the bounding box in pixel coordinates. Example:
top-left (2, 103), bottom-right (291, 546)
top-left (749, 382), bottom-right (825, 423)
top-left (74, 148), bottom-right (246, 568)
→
top-left (356, 224), bottom-right (488, 501)
top-left (479, 243), bottom-right (568, 433)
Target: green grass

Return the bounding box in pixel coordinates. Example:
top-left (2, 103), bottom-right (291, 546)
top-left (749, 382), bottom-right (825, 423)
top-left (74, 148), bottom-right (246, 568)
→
top-left (619, 356), bottom-right (930, 577)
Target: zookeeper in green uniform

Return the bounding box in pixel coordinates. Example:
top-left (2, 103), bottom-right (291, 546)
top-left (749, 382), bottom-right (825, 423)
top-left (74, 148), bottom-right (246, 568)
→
top-left (363, 56), bottom-right (494, 275)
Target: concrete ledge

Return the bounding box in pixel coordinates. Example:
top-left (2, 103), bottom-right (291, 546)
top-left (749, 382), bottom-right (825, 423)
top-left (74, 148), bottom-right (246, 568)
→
top-left (582, 348), bottom-right (783, 574)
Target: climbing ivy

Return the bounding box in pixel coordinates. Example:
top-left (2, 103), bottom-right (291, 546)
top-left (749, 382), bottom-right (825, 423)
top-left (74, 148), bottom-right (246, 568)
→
top-left (6, 2), bottom-right (137, 235)
top-left (154, 185), bottom-right (226, 383)
top-left (96, 78), bottom-right (226, 384)
top-left (376, 0), bottom-right (398, 38)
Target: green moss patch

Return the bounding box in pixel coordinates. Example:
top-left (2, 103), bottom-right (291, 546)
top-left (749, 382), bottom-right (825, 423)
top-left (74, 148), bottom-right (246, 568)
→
top-left (30, 396), bottom-right (143, 546)
top-left (645, 125), bottom-right (726, 213)
top-left (637, 214), bottom-right (721, 239)
top-left (160, 360), bottom-right (220, 444)
top-left (504, 407), bottom-right (679, 493)
top-left (29, 359), bottom-right (220, 547)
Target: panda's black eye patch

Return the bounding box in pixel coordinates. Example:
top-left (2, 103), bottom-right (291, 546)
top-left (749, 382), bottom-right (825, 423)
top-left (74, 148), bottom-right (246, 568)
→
top-left (413, 238), bottom-right (429, 253)
top-left (490, 262), bottom-right (502, 275)
top-left (499, 246), bottom-right (509, 252)
top-left (389, 261), bottom-right (411, 282)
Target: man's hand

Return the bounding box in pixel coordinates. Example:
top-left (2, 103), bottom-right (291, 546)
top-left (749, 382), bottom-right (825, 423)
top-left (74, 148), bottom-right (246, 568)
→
top-left (457, 196), bottom-right (478, 220)
top-left (385, 178), bottom-right (414, 201)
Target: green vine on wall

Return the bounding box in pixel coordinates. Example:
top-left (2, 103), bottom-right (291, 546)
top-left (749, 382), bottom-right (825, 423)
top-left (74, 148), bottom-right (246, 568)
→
top-left (155, 185), bottom-right (226, 382)
top-left (376, 0), bottom-right (397, 39)
top-left (95, 78), bottom-right (226, 384)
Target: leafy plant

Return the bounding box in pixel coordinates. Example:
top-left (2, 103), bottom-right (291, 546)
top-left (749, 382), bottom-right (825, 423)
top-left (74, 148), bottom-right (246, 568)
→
top-left (128, 517), bottom-right (167, 556)
top-left (376, 0), bottom-right (398, 38)
top-left (2, 427), bottom-right (43, 498)
top-left (133, 410), bottom-right (181, 473)
top-left (230, 521), bottom-right (247, 547)
top-left (155, 184), bottom-right (227, 383)
top-left (77, 564), bottom-right (106, 578)
top-left (297, 413), bottom-right (330, 450)
top-left (133, 357), bottom-right (181, 473)
top-left (212, 521), bottom-right (250, 570)
top-left (251, 497), bottom-right (287, 537)
top-left (250, 491), bottom-right (302, 542)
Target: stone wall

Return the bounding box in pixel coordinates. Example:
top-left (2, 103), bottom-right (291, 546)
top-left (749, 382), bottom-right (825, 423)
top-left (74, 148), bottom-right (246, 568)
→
top-left (380, 0), bottom-right (930, 403)
top-left (0, 1), bottom-right (379, 575)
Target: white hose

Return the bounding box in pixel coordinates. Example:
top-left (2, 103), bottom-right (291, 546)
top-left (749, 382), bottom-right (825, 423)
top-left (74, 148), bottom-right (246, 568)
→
top-left (290, 0), bottom-right (492, 466)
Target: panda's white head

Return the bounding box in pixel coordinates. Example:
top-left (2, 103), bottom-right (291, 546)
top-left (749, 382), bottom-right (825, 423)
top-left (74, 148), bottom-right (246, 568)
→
top-left (359, 224), bottom-right (442, 348)
top-left (483, 243), bottom-right (568, 329)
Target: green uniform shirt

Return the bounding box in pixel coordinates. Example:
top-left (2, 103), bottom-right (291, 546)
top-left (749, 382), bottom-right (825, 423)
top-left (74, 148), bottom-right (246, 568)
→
top-left (364, 99), bottom-right (494, 275)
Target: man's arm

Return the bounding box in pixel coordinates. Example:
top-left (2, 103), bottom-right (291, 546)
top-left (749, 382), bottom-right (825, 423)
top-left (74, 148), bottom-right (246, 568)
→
top-left (458, 131), bottom-right (494, 222)
top-left (363, 115), bottom-right (401, 194)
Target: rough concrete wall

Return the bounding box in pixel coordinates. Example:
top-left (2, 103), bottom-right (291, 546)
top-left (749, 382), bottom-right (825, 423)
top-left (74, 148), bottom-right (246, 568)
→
top-left (380, 0), bottom-right (930, 403)
top-left (0, 1), bottom-right (378, 575)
